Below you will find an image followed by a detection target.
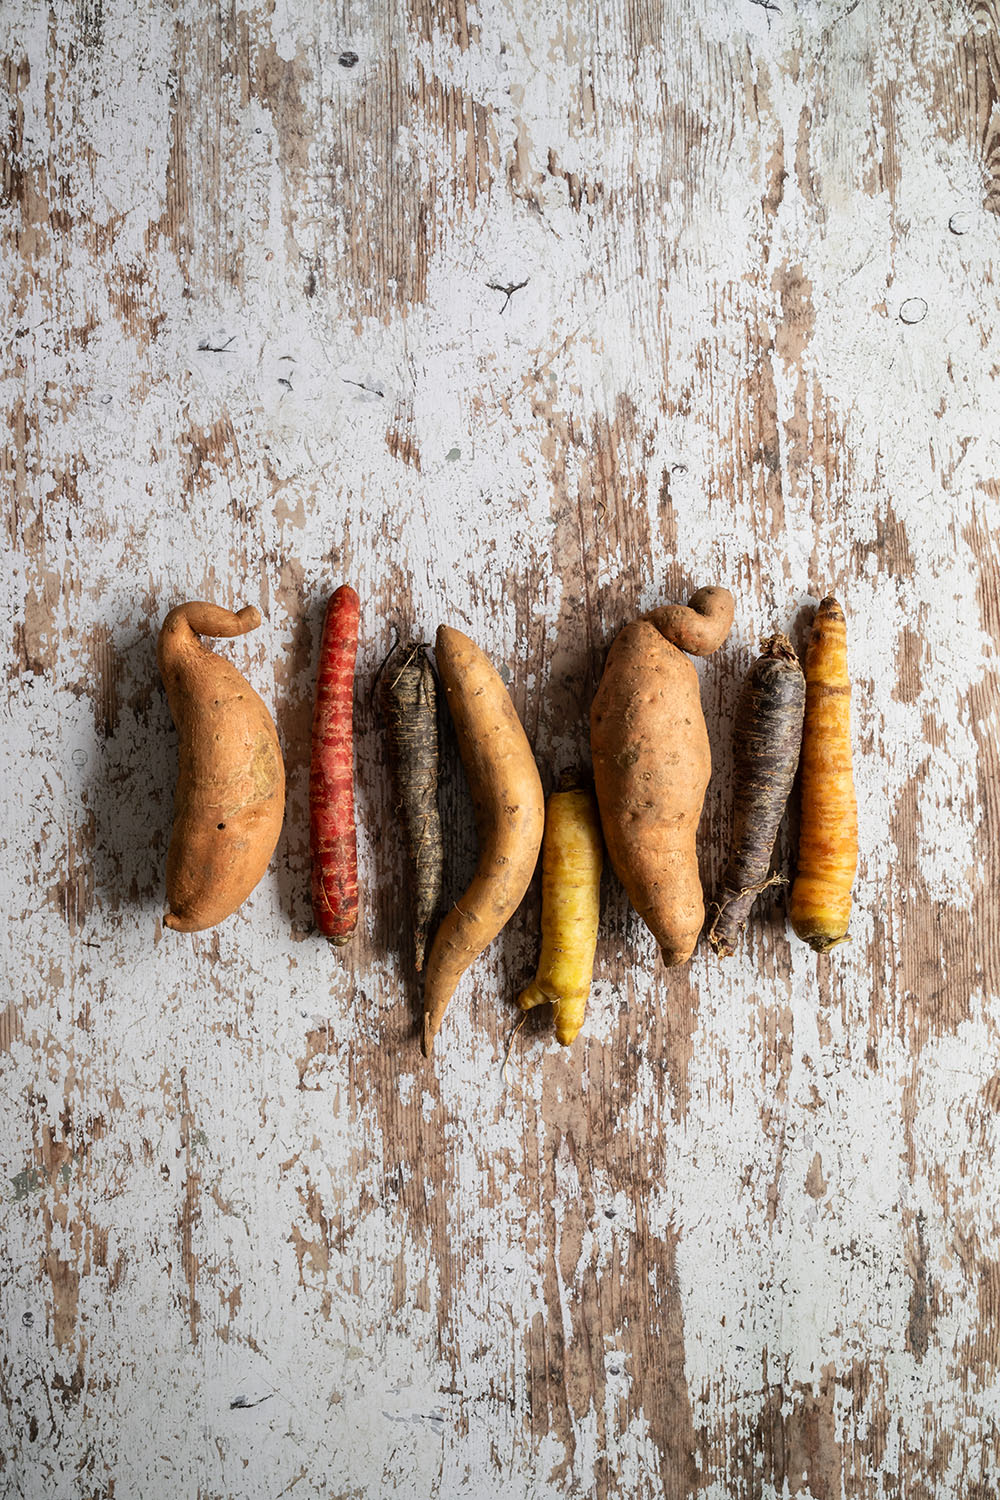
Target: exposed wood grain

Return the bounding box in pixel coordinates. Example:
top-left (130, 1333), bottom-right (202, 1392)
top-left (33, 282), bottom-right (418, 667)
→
top-left (4, 0), bottom-right (1000, 1495)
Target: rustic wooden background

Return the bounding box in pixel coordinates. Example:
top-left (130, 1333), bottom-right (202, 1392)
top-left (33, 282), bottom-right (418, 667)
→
top-left (4, 0), bottom-right (1000, 1495)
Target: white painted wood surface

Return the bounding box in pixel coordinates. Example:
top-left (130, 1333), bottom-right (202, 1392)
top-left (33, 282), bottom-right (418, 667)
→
top-left (4, 0), bottom-right (1000, 1494)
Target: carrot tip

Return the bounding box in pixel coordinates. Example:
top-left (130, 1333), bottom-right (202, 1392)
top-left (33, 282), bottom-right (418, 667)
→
top-left (808, 933), bottom-right (850, 953)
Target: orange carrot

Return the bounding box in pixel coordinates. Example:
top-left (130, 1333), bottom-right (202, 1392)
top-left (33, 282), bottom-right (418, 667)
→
top-left (789, 596), bottom-right (858, 951)
top-left (310, 585), bottom-right (360, 944)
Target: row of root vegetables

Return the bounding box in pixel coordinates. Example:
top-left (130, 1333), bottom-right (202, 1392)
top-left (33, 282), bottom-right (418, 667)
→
top-left (156, 583), bottom-right (858, 1056)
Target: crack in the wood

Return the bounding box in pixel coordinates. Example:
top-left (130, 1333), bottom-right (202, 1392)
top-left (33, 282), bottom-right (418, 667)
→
top-left (486, 279), bottom-right (529, 313)
top-left (230, 1393), bottom-right (275, 1410)
top-left (749, 0), bottom-right (781, 22)
top-left (196, 336), bottom-right (236, 353)
top-left (341, 378), bottom-right (385, 398)
top-left (381, 1408), bottom-right (446, 1426)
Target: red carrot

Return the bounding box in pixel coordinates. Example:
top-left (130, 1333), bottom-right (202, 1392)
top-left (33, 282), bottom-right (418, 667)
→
top-left (310, 585), bottom-right (360, 944)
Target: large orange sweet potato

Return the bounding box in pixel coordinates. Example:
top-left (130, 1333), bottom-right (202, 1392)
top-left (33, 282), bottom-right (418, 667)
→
top-left (158, 602), bottom-right (285, 933)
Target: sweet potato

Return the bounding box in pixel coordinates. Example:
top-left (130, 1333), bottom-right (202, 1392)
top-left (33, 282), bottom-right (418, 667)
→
top-left (590, 586), bottom-right (733, 965)
top-left (591, 621), bottom-right (710, 964)
top-left (158, 602), bottom-right (285, 933)
top-left (643, 585), bottom-right (735, 657)
top-left (422, 626), bottom-right (544, 1055)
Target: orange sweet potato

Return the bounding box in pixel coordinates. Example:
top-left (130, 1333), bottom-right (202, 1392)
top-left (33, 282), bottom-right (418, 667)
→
top-left (422, 625), bottom-right (544, 1054)
top-left (643, 585), bottom-right (734, 657)
top-left (591, 621), bottom-right (711, 964)
top-left (158, 602), bottom-right (285, 933)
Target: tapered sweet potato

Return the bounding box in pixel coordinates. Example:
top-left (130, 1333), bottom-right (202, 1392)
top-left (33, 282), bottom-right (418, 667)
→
top-left (591, 620), bottom-right (711, 964)
top-left (422, 626), bottom-right (544, 1055)
top-left (158, 602), bottom-right (285, 933)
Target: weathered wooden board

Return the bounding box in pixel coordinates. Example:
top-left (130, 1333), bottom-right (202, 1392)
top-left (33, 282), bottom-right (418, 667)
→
top-left (4, 0), bottom-right (1000, 1495)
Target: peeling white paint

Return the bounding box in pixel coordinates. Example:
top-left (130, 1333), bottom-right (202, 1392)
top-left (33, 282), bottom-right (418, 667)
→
top-left (3, 0), bottom-right (1000, 1495)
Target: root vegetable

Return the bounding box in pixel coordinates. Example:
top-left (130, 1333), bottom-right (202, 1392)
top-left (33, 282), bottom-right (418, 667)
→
top-left (591, 585), bottom-right (733, 966)
top-left (643, 585), bottom-right (735, 657)
top-left (708, 632), bottom-right (805, 958)
top-left (379, 640), bottom-right (442, 971)
top-left (158, 601), bottom-right (285, 933)
top-left (591, 622), bottom-right (709, 964)
top-left (310, 585), bottom-right (360, 945)
top-left (518, 775), bottom-right (603, 1046)
top-left (422, 626), bottom-right (544, 1055)
top-left (790, 596), bottom-right (858, 952)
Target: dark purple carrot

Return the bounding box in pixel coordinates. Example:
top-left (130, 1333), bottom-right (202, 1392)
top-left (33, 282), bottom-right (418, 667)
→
top-left (379, 641), bottom-right (442, 971)
top-left (708, 632), bottom-right (805, 958)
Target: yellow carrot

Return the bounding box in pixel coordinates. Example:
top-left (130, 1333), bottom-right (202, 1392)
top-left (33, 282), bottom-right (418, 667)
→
top-left (790, 596), bottom-right (858, 951)
top-left (518, 777), bottom-right (603, 1044)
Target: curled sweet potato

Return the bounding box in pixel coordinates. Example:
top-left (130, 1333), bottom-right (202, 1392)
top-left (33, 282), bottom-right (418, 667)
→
top-left (643, 586), bottom-right (735, 657)
top-left (158, 602), bottom-right (285, 933)
top-left (422, 626), bottom-right (544, 1055)
top-left (591, 621), bottom-right (711, 965)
